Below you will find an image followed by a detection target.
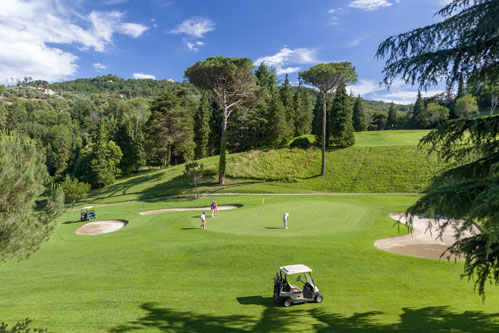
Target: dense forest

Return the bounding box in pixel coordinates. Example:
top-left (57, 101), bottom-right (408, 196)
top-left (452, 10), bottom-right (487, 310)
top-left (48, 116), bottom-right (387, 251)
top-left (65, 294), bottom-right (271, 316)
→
top-left (0, 64), bottom-right (496, 191)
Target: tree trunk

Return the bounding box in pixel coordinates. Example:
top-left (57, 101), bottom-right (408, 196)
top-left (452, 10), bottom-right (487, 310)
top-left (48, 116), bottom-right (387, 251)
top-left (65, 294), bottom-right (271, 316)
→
top-left (219, 106), bottom-right (228, 185)
top-left (321, 91), bottom-right (327, 176)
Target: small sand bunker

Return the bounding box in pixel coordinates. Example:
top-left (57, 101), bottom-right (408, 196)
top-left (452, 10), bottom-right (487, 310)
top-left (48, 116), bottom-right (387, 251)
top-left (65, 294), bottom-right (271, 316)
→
top-left (374, 212), bottom-right (480, 260)
top-left (76, 220), bottom-right (128, 235)
top-left (139, 204), bottom-right (243, 215)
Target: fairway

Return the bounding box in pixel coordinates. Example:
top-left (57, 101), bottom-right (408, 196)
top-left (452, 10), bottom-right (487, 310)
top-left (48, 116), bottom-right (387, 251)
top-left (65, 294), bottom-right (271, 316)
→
top-left (354, 130), bottom-right (430, 146)
top-left (1, 195), bottom-right (498, 332)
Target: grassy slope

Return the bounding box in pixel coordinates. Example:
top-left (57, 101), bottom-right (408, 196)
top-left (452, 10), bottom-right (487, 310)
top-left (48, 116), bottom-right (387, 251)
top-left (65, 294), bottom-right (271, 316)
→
top-left (80, 130), bottom-right (438, 205)
top-left (1, 195), bottom-right (498, 331)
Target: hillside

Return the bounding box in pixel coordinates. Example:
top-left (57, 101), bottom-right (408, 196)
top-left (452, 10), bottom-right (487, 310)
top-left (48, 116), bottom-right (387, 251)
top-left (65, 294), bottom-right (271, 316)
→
top-left (79, 130), bottom-right (441, 205)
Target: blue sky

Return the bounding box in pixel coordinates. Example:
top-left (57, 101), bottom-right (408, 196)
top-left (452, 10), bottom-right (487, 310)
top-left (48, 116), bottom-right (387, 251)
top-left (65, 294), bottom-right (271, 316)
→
top-left (0, 0), bottom-right (452, 103)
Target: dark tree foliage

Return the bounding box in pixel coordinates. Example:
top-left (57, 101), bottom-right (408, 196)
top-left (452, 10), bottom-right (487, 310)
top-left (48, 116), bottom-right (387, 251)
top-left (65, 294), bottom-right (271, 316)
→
top-left (76, 124), bottom-right (123, 188)
top-left (386, 102), bottom-right (398, 129)
top-left (267, 88), bottom-right (289, 147)
top-left (369, 113), bottom-right (387, 131)
top-left (114, 117), bottom-right (145, 175)
top-left (352, 95), bottom-right (368, 131)
top-left (194, 93), bottom-right (211, 159)
top-left (293, 82), bottom-right (313, 136)
top-left (412, 91), bottom-right (431, 128)
top-left (0, 132), bottom-right (64, 263)
top-left (145, 89), bottom-right (194, 168)
top-left (329, 84), bottom-right (355, 147)
top-left (407, 116), bottom-right (499, 297)
top-left (280, 74), bottom-right (295, 137)
top-left (376, 0), bottom-right (499, 88)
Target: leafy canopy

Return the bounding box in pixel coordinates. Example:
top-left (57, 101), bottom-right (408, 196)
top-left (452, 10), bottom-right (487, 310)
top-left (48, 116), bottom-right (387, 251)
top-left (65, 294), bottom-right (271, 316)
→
top-left (299, 62), bottom-right (357, 94)
top-left (376, 0), bottom-right (499, 88)
top-left (0, 131), bottom-right (64, 262)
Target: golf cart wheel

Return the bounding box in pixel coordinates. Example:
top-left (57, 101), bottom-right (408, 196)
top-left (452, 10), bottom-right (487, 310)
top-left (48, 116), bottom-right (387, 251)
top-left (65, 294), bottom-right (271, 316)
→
top-left (315, 295), bottom-right (323, 303)
top-left (283, 298), bottom-right (292, 307)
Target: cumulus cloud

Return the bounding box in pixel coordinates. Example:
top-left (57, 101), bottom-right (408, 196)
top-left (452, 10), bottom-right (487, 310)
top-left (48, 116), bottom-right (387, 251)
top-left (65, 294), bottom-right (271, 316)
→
top-left (254, 48), bottom-right (319, 75)
top-left (348, 78), bottom-right (443, 104)
top-left (170, 17), bottom-right (215, 38)
top-left (348, 0), bottom-right (392, 11)
top-left (133, 73), bottom-right (156, 79)
top-left (93, 63), bottom-right (107, 72)
top-left (0, 0), bottom-right (148, 82)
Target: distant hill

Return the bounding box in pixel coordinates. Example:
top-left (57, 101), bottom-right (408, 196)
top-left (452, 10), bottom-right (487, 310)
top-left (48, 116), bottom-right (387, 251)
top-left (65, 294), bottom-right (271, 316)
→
top-left (15, 74), bottom-right (408, 112)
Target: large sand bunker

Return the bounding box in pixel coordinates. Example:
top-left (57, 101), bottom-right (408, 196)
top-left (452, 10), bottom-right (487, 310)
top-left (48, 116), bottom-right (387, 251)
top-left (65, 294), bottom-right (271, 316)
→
top-left (139, 204), bottom-right (242, 215)
top-left (374, 213), bottom-right (480, 260)
top-left (76, 220), bottom-right (128, 235)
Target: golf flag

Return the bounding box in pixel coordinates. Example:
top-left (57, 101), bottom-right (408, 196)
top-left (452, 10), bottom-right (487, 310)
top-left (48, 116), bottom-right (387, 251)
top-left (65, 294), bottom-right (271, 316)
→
top-left (262, 198), bottom-right (264, 204)
top-left (262, 198), bottom-right (265, 215)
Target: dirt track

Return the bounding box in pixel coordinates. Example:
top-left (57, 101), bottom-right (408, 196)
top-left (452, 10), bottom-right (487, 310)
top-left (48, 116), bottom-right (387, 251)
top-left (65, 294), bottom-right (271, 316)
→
top-left (374, 212), bottom-right (480, 260)
top-left (139, 204), bottom-right (243, 215)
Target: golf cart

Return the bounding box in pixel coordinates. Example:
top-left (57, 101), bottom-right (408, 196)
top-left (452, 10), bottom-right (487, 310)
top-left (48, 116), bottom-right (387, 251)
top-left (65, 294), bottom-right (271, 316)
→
top-left (273, 264), bottom-right (323, 307)
top-left (80, 206), bottom-right (97, 221)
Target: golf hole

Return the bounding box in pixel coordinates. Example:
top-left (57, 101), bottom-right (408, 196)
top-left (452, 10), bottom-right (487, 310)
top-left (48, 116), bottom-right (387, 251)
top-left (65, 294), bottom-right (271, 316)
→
top-left (76, 220), bottom-right (128, 235)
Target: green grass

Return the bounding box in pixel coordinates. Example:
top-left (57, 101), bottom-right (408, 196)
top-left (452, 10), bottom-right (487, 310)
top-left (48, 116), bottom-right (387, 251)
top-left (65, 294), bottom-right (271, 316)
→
top-left (1, 195), bottom-right (498, 331)
top-left (354, 130), bottom-right (430, 146)
top-left (79, 134), bottom-right (443, 205)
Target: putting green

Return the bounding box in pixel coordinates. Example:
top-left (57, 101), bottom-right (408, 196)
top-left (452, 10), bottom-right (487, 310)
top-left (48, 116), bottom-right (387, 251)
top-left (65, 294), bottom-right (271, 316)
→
top-left (195, 199), bottom-right (369, 237)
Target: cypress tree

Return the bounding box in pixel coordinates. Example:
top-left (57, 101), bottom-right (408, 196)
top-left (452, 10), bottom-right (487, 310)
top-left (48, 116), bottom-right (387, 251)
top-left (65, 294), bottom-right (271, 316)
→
top-left (293, 82), bottom-right (312, 136)
top-left (280, 74), bottom-right (295, 137)
top-left (330, 84), bottom-right (355, 147)
top-left (194, 93), bottom-right (211, 159)
top-left (312, 93), bottom-right (324, 144)
top-left (386, 102), bottom-right (398, 129)
top-left (412, 90), bottom-right (429, 128)
top-left (352, 95), bottom-right (367, 131)
top-left (268, 88), bottom-right (288, 146)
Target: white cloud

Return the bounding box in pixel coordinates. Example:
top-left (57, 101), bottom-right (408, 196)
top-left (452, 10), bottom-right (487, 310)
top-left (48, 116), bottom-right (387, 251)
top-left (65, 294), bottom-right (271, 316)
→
top-left (328, 8), bottom-right (337, 13)
top-left (133, 73), bottom-right (156, 79)
top-left (170, 17), bottom-right (215, 38)
top-left (254, 48), bottom-right (319, 75)
top-left (347, 35), bottom-right (370, 47)
top-left (348, 0), bottom-right (392, 11)
top-left (93, 63), bottom-right (107, 72)
top-left (0, 0), bottom-right (148, 82)
top-left (118, 23), bottom-right (149, 38)
top-left (348, 78), bottom-right (443, 104)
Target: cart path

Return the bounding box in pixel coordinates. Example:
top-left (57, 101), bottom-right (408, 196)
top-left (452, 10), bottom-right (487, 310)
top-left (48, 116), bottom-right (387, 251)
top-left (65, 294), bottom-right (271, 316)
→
top-left (139, 204), bottom-right (243, 215)
top-left (74, 192), bottom-right (419, 210)
top-left (76, 220), bottom-right (128, 235)
top-left (374, 212), bottom-right (481, 260)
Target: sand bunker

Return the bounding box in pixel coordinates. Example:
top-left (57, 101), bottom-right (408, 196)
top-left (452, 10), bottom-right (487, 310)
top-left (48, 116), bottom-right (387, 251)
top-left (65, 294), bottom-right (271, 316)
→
top-left (76, 220), bottom-right (128, 235)
top-left (139, 204), bottom-right (242, 215)
top-left (374, 212), bottom-right (480, 260)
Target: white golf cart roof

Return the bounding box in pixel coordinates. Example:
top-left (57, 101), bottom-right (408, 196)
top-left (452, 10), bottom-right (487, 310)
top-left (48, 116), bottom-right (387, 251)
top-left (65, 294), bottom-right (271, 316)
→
top-left (81, 206), bottom-right (93, 210)
top-left (280, 264), bottom-right (312, 275)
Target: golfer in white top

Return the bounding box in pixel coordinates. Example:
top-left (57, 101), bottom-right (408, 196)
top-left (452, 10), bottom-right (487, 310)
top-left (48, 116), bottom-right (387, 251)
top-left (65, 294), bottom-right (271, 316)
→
top-left (283, 212), bottom-right (289, 229)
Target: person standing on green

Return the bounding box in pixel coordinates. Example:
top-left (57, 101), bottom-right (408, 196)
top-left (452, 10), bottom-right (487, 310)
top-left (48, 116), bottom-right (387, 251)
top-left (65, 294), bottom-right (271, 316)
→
top-left (283, 212), bottom-right (289, 229)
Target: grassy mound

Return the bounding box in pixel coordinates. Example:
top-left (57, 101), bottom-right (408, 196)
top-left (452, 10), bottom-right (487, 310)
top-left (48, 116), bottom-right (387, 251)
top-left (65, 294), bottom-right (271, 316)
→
top-left (227, 145), bottom-right (442, 192)
top-left (78, 130), bottom-right (441, 205)
top-left (1, 195), bottom-right (498, 331)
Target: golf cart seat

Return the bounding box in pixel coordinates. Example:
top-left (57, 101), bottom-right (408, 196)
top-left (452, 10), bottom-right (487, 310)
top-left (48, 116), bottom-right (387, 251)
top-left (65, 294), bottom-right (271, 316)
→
top-left (289, 284), bottom-right (301, 293)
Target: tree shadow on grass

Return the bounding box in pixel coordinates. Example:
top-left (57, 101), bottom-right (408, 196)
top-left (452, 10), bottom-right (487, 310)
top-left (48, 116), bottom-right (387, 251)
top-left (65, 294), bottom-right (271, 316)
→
top-left (108, 303), bottom-right (499, 332)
